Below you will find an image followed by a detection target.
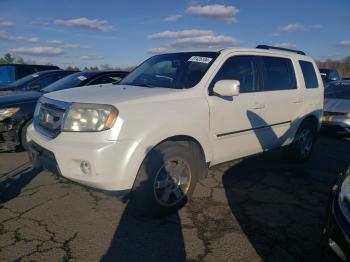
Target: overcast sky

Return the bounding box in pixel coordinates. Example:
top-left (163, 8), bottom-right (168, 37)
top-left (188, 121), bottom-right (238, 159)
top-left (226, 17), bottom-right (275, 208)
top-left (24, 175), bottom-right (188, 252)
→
top-left (0, 0), bottom-right (349, 68)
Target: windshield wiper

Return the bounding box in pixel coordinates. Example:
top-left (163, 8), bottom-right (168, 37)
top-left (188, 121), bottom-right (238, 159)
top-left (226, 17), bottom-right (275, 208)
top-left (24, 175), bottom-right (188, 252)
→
top-left (122, 83), bottom-right (154, 88)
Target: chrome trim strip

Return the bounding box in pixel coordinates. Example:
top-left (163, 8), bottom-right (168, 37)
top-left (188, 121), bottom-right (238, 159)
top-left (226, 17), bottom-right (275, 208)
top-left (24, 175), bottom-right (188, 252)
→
top-left (216, 121), bottom-right (291, 137)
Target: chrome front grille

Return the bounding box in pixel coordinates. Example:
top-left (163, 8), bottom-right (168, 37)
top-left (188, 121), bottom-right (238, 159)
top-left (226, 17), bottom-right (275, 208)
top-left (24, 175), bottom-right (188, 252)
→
top-left (34, 97), bottom-right (71, 138)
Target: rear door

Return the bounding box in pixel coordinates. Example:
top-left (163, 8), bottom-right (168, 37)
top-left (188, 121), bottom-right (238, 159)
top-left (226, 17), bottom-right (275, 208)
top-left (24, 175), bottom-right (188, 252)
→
top-left (256, 55), bottom-right (300, 148)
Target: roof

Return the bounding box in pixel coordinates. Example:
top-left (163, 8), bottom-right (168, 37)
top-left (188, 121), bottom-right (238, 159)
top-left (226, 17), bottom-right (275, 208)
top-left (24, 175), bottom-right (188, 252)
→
top-left (152, 47), bottom-right (311, 59)
top-left (80, 70), bottom-right (130, 75)
top-left (219, 47), bottom-right (309, 59)
top-left (29, 69), bottom-right (79, 76)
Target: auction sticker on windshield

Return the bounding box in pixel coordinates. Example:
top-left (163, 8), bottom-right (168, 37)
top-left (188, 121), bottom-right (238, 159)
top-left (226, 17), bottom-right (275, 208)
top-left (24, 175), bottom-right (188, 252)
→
top-left (78, 76), bottom-right (87, 81)
top-left (188, 56), bottom-right (213, 64)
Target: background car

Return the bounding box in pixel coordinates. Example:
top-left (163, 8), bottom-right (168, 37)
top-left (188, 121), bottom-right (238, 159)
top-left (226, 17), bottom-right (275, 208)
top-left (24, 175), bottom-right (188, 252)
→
top-left (322, 80), bottom-right (350, 135)
top-left (320, 68), bottom-right (341, 83)
top-left (0, 64), bottom-right (60, 85)
top-left (0, 70), bottom-right (78, 95)
top-left (322, 167), bottom-right (350, 261)
top-left (0, 70), bottom-right (128, 151)
top-left (42, 70), bottom-right (129, 94)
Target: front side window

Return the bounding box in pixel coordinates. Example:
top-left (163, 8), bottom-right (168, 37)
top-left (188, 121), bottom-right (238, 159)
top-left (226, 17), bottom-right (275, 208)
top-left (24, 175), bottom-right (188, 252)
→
top-left (299, 61), bottom-right (319, 89)
top-left (211, 56), bottom-right (259, 93)
top-left (119, 52), bottom-right (219, 89)
top-left (261, 56), bottom-right (296, 91)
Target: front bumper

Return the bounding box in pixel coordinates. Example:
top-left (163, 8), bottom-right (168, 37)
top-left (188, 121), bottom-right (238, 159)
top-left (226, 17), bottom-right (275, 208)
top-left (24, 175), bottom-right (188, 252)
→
top-left (322, 188), bottom-right (350, 261)
top-left (27, 124), bottom-right (147, 191)
top-left (0, 120), bottom-right (19, 151)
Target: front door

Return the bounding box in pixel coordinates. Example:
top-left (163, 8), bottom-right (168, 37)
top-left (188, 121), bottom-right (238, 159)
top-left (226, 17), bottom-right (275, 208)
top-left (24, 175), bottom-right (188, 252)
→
top-left (208, 55), bottom-right (267, 165)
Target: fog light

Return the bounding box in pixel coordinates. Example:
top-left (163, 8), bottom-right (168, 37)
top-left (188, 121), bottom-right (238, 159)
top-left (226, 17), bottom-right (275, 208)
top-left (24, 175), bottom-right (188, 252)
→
top-left (80, 161), bottom-right (91, 175)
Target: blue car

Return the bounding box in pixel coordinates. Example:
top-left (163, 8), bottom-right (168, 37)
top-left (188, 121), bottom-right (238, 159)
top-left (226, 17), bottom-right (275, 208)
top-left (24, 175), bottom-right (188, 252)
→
top-left (0, 70), bottom-right (78, 94)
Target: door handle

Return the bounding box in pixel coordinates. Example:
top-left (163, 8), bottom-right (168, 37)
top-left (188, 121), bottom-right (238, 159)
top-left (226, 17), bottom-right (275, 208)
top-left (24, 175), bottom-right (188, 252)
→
top-left (251, 103), bottom-right (265, 110)
top-left (292, 97), bottom-right (303, 103)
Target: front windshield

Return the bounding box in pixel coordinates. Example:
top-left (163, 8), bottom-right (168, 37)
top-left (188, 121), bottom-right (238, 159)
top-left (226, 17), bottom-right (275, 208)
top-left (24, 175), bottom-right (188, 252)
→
top-left (325, 82), bottom-right (350, 99)
top-left (8, 73), bottom-right (40, 87)
top-left (119, 52), bottom-right (219, 89)
top-left (42, 71), bottom-right (96, 93)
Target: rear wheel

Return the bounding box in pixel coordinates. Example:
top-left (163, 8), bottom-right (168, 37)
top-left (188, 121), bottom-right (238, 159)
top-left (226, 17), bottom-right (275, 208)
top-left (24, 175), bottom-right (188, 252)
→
top-left (130, 141), bottom-right (201, 217)
top-left (289, 121), bottom-right (316, 162)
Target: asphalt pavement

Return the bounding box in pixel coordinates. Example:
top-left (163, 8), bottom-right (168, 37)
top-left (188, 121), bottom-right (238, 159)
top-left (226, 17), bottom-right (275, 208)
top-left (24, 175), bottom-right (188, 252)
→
top-left (0, 134), bottom-right (349, 261)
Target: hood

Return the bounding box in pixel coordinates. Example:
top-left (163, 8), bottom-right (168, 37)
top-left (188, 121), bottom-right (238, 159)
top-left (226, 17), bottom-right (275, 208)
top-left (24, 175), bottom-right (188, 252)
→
top-left (0, 85), bottom-right (18, 92)
top-left (45, 84), bottom-right (192, 106)
top-left (0, 91), bottom-right (42, 107)
top-left (324, 98), bottom-right (350, 113)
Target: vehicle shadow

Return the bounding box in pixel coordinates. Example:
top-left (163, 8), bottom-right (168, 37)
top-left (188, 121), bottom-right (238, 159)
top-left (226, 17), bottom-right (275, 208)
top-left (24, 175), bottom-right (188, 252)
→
top-left (0, 163), bottom-right (42, 204)
top-left (222, 111), bottom-right (350, 260)
top-left (101, 147), bottom-right (187, 262)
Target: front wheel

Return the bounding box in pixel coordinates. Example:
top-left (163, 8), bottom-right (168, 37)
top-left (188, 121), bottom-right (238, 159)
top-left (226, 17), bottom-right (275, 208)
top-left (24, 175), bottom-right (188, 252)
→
top-left (288, 121), bottom-right (317, 162)
top-left (130, 141), bottom-right (201, 217)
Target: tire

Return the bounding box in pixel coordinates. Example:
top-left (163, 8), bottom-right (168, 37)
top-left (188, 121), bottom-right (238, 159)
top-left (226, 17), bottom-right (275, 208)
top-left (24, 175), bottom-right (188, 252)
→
top-left (20, 120), bottom-right (32, 151)
top-left (130, 141), bottom-right (201, 217)
top-left (288, 121), bottom-right (317, 162)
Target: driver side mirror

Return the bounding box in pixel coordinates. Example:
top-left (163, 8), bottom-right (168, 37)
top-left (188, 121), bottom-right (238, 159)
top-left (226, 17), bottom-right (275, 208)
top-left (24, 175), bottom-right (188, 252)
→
top-left (213, 80), bottom-right (240, 97)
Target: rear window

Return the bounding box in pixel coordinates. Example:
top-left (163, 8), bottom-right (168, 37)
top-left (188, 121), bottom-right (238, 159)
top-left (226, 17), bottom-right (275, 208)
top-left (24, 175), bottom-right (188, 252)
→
top-left (261, 56), bottom-right (296, 91)
top-left (299, 61), bottom-right (318, 89)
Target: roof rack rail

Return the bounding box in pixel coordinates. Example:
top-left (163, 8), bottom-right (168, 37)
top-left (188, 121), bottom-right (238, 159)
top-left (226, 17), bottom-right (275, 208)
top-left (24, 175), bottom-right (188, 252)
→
top-left (256, 45), bottom-right (306, 55)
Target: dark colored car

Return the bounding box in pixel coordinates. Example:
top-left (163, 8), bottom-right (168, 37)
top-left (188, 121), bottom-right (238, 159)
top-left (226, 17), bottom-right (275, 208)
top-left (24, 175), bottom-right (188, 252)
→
top-left (322, 167), bottom-right (350, 261)
top-left (0, 70), bottom-right (78, 95)
top-left (323, 81), bottom-right (350, 135)
top-left (0, 70), bottom-right (128, 151)
top-left (320, 68), bottom-right (341, 83)
top-left (0, 64), bottom-right (60, 85)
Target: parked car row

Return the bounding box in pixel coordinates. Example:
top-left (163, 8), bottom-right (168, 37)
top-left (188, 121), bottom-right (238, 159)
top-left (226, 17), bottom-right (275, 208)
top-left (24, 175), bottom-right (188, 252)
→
top-left (0, 70), bottom-right (128, 151)
top-left (0, 64), bottom-right (60, 85)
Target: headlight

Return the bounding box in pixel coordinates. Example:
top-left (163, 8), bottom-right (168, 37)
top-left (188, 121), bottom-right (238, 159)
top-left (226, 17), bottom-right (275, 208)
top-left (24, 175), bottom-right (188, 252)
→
top-left (339, 168), bottom-right (350, 222)
top-left (0, 107), bottom-right (20, 121)
top-left (62, 103), bottom-right (118, 132)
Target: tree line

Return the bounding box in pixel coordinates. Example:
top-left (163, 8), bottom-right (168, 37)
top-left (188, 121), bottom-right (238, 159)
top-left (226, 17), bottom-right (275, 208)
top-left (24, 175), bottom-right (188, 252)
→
top-left (0, 53), bottom-right (134, 71)
top-left (0, 52), bottom-right (349, 78)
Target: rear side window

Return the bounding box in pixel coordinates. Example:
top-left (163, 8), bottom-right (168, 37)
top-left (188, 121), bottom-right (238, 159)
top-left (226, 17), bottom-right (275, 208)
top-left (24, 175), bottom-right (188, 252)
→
top-left (211, 56), bottom-right (259, 93)
top-left (17, 66), bottom-right (36, 79)
top-left (299, 61), bottom-right (318, 89)
top-left (261, 56), bottom-right (296, 91)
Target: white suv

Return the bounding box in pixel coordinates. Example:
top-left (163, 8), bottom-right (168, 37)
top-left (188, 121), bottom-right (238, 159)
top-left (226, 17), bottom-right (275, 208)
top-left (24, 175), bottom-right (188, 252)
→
top-left (27, 45), bottom-right (324, 216)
